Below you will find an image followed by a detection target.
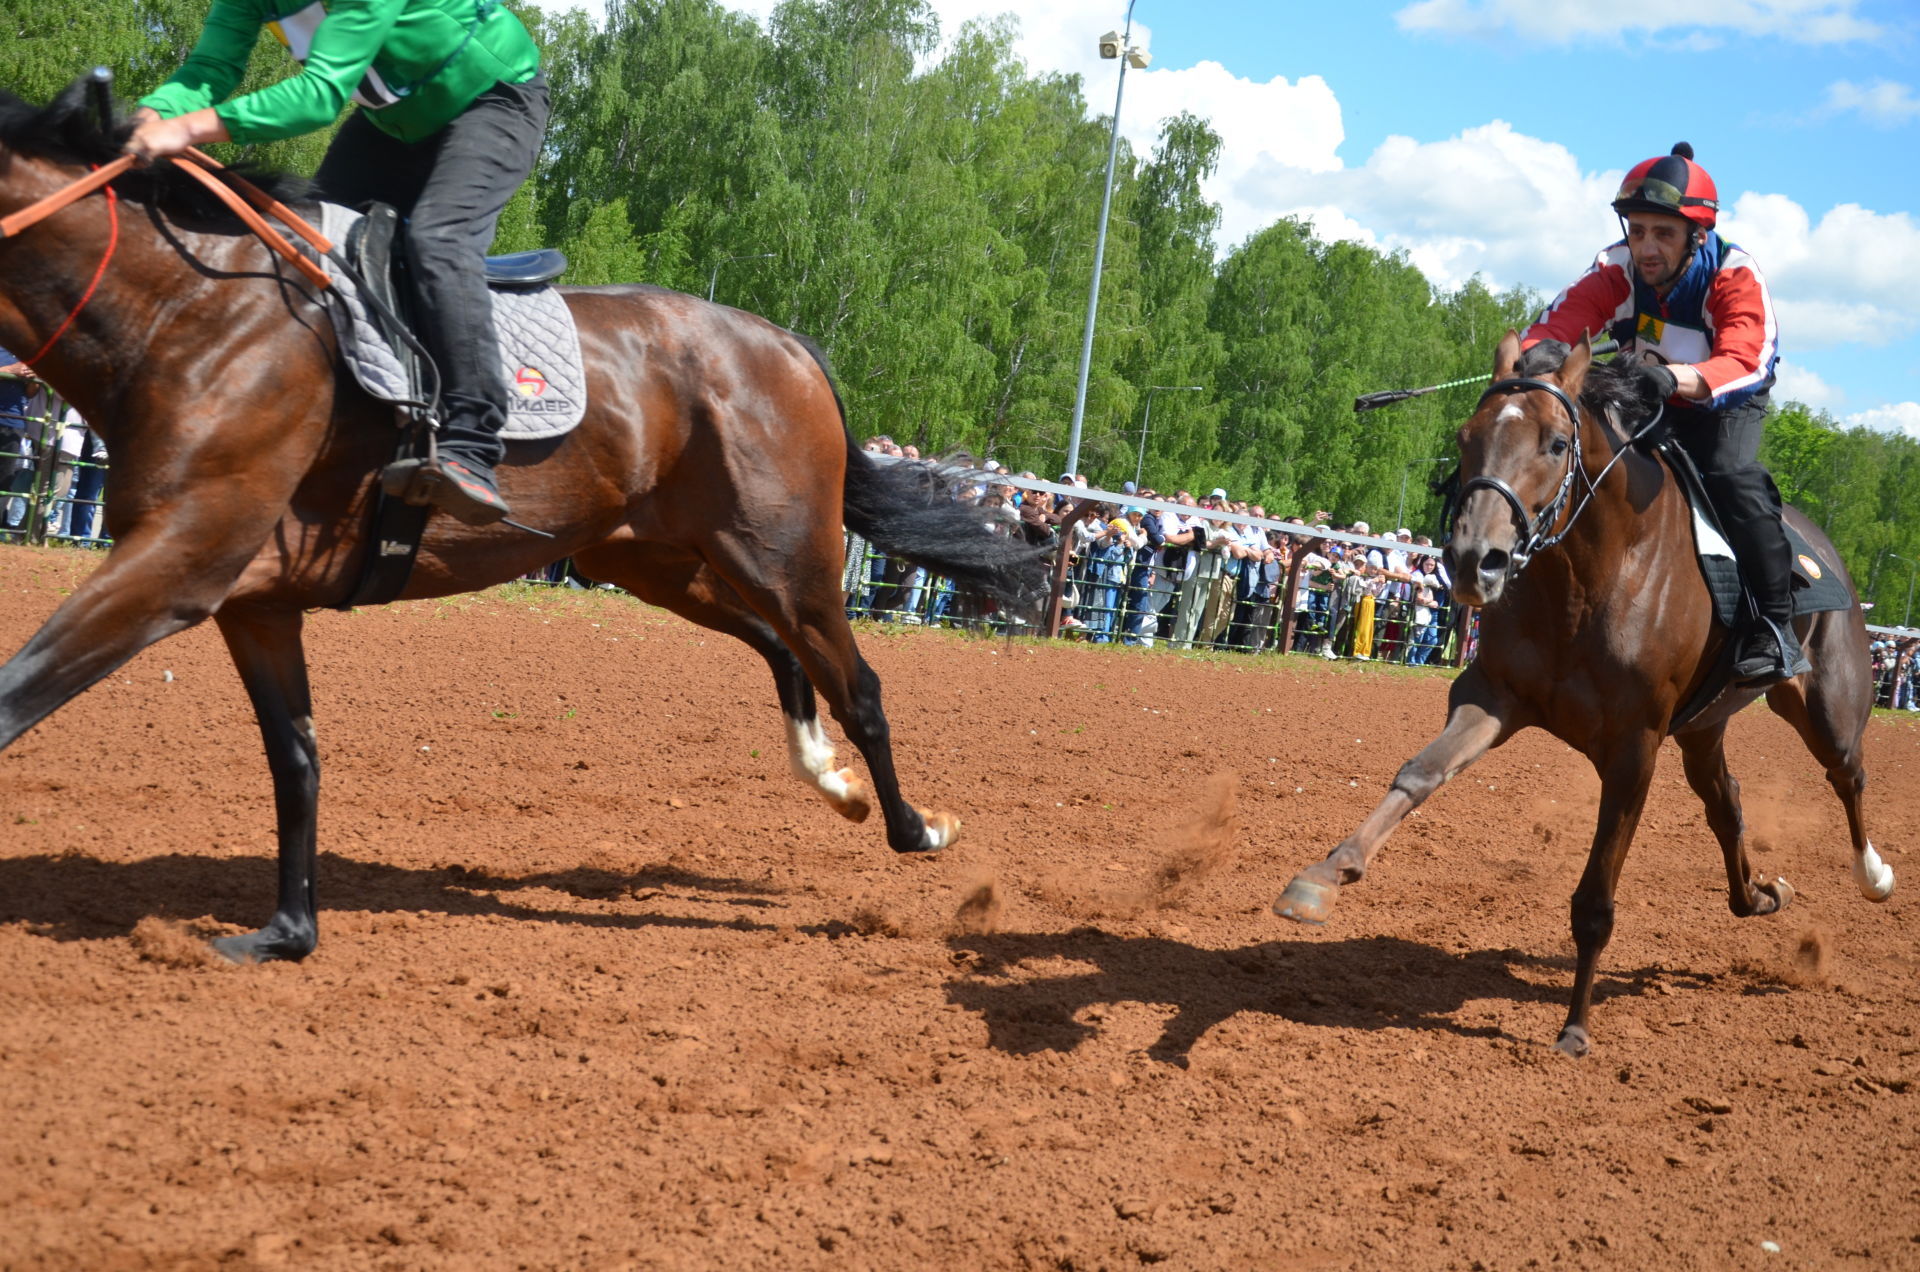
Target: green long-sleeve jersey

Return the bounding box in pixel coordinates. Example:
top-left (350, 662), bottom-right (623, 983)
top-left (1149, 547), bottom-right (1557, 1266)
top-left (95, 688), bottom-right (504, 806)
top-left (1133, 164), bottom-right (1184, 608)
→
top-left (138, 0), bottom-right (540, 144)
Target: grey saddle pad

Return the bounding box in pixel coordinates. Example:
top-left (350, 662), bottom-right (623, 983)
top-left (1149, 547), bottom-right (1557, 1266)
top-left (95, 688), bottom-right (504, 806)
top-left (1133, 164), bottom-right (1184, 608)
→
top-left (316, 202), bottom-right (587, 439)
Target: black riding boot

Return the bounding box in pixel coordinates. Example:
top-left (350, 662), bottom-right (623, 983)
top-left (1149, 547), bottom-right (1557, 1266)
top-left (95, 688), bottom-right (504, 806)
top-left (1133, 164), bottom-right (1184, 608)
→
top-left (1702, 465), bottom-right (1806, 685)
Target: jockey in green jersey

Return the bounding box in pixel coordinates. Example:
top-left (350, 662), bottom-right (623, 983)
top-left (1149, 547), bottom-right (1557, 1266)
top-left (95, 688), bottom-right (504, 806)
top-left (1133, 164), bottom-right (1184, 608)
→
top-left (130, 0), bottom-right (548, 526)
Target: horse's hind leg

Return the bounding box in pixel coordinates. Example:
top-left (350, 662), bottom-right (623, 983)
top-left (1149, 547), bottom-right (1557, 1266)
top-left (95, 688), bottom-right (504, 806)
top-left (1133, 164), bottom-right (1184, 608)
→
top-left (1765, 618), bottom-right (1893, 901)
top-left (692, 537), bottom-right (955, 854)
top-left (1675, 724), bottom-right (1793, 918)
top-left (210, 606), bottom-right (320, 963)
top-left (573, 545), bottom-right (871, 823)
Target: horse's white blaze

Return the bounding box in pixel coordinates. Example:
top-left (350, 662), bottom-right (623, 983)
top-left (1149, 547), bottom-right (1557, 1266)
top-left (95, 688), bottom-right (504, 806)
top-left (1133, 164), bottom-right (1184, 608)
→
top-left (785, 715), bottom-right (854, 803)
top-left (1853, 840), bottom-right (1895, 900)
top-left (1496, 402), bottom-right (1524, 423)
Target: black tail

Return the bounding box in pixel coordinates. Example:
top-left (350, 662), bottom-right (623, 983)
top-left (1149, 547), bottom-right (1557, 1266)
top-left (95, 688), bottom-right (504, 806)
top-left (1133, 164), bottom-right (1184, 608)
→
top-left (788, 332), bottom-right (1050, 617)
top-left (842, 442), bottom-right (1051, 618)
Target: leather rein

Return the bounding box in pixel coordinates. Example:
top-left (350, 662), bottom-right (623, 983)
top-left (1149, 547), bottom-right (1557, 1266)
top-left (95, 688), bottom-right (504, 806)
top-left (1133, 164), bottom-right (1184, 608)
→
top-left (1452, 375), bottom-right (1664, 576)
top-left (0, 147), bottom-right (333, 364)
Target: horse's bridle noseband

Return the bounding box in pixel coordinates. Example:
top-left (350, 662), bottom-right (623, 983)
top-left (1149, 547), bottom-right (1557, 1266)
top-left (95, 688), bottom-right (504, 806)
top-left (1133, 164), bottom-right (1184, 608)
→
top-left (1453, 376), bottom-right (1584, 572)
top-left (1450, 373), bottom-right (1665, 580)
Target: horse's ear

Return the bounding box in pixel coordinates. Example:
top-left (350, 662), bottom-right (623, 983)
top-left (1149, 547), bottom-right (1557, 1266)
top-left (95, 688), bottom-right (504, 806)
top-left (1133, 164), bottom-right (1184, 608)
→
top-left (1493, 329), bottom-right (1522, 379)
top-left (1560, 337), bottom-right (1594, 395)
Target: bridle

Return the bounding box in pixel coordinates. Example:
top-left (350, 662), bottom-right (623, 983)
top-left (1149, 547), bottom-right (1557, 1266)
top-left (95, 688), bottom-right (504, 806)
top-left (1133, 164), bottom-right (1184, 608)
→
top-left (0, 147), bottom-right (333, 365)
top-left (1451, 374), bottom-right (1664, 577)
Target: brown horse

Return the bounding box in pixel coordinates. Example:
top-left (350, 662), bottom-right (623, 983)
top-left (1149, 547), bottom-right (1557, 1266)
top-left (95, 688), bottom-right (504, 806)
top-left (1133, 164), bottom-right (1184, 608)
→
top-left (0, 82), bottom-right (1044, 963)
top-left (1274, 331), bottom-right (1890, 1056)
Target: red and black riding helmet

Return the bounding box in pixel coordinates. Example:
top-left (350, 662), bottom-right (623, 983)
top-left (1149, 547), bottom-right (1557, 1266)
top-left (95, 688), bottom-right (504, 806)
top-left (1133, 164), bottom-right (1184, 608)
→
top-left (1612, 141), bottom-right (1719, 231)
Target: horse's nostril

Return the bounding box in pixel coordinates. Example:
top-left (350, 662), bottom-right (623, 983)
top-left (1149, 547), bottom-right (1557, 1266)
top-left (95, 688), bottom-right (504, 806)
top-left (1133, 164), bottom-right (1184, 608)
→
top-left (1479, 549), bottom-right (1510, 575)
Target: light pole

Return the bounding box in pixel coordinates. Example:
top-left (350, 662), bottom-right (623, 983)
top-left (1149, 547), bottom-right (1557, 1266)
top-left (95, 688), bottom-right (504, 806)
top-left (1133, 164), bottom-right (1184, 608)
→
top-left (1893, 553), bottom-right (1919, 628)
top-left (1135, 384), bottom-right (1203, 486)
top-left (707, 252), bottom-right (774, 303)
top-left (1395, 457), bottom-right (1451, 532)
top-left (1064, 2), bottom-right (1150, 479)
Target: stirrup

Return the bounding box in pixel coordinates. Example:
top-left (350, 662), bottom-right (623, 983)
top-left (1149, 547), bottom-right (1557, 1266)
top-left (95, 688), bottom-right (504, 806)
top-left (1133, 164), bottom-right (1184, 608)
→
top-left (379, 456), bottom-right (509, 527)
top-left (1733, 617), bottom-right (1808, 686)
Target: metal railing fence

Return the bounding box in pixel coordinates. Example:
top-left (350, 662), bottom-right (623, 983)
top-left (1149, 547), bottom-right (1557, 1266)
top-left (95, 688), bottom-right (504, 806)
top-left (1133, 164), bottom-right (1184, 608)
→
top-left (2, 395), bottom-right (110, 549)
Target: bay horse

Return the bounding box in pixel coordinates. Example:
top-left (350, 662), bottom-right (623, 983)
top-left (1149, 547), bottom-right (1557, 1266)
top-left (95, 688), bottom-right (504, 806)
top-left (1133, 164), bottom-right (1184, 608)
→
top-left (0, 81), bottom-right (1044, 963)
top-left (1275, 331), bottom-right (1891, 1057)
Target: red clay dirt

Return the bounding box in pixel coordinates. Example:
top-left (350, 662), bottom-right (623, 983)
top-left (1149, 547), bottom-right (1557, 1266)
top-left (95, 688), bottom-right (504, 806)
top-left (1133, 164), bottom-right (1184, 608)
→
top-left (1, 543), bottom-right (1916, 1271)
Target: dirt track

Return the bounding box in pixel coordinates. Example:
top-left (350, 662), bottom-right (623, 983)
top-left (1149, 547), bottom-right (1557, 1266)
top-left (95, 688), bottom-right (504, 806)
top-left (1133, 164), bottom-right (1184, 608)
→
top-left (1, 543), bottom-right (1916, 1271)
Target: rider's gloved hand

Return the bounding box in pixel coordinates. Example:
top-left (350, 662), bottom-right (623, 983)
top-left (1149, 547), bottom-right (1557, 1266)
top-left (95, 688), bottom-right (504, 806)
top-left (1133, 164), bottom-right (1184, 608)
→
top-left (1516, 339), bottom-right (1571, 377)
top-left (1632, 361), bottom-right (1679, 403)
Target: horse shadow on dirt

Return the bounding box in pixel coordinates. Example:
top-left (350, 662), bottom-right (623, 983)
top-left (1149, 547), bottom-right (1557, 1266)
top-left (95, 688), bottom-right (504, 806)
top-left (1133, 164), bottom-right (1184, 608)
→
top-left (944, 927), bottom-right (1717, 1065)
top-left (0, 850), bottom-right (790, 943)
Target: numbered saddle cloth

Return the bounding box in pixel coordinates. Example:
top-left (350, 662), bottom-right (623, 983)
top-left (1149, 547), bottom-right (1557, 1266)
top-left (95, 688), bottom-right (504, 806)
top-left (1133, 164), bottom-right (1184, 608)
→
top-left (315, 202), bottom-right (587, 439)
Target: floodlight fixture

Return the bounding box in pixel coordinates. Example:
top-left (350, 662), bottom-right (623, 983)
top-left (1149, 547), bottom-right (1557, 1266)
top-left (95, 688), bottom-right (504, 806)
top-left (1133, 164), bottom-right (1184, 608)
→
top-left (1127, 47), bottom-right (1150, 69)
top-left (1098, 30), bottom-right (1122, 58)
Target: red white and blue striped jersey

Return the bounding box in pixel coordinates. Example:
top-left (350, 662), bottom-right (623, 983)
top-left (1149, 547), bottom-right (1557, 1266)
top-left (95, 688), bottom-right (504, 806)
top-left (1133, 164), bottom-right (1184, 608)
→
top-left (1521, 231), bottom-right (1779, 410)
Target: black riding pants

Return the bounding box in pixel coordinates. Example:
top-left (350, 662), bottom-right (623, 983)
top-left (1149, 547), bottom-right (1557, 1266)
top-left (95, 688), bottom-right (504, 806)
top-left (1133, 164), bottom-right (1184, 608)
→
top-left (313, 75), bottom-right (550, 466)
top-left (1669, 390), bottom-right (1792, 625)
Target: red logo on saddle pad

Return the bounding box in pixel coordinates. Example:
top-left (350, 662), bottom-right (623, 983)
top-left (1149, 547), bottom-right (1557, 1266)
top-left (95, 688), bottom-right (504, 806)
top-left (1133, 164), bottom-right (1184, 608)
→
top-left (1797, 553), bottom-right (1822, 580)
top-left (514, 366), bottom-right (548, 397)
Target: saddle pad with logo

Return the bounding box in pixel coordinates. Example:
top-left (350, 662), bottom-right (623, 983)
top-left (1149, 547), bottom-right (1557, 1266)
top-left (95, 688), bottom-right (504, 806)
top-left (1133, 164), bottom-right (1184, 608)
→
top-left (316, 202), bottom-right (586, 439)
top-left (1662, 442), bottom-right (1854, 626)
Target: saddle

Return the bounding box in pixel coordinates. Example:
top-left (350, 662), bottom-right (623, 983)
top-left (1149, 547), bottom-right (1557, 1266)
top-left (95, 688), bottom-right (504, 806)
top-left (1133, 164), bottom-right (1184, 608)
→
top-left (326, 203), bottom-right (575, 608)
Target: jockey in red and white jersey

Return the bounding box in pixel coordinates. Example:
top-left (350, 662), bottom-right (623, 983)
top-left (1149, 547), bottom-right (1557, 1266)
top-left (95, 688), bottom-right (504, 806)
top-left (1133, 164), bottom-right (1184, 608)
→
top-left (1520, 142), bottom-right (1803, 687)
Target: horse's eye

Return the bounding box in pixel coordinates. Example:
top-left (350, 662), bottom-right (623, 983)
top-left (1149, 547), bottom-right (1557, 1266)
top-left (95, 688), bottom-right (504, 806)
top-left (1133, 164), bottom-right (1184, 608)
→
top-left (1549, 436), bottom-right (1570, 457)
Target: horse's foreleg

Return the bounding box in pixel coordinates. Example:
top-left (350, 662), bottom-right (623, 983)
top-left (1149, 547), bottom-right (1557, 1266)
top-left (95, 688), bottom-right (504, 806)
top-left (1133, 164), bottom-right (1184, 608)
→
top-left (1676, 725), bottom-right (1793, 918)
top-left (0, 545), bottom-right (236, 751)
top-left (1275, 664), bottom-right (1516, 924)
top-left (209, 606), bottom-right (320, 963)
top-left (1556, 735), bottom-right (1660, 1058)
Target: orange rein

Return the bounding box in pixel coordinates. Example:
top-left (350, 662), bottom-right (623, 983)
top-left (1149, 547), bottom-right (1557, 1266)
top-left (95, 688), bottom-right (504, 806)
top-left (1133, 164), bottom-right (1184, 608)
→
top-left (0, 147), bottom-right (333, 292)
top-left (174, 148), bottom-right (333, 291)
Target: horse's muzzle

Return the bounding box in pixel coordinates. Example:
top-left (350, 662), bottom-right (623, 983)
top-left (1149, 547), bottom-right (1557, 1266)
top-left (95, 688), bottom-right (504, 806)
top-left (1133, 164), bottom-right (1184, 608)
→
top-left (1446, 542), bottom-right (1510, 608)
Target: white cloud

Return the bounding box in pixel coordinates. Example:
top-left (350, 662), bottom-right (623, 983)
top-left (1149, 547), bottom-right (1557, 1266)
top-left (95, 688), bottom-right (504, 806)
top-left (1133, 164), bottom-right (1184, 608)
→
top-left (1822, 79), bottom-right (1920, 127)
top-left (1844, 401), bottom-right (1920, 438)
top-left (1393, 0), bottom-right (1881, 45)
top-left (1720, 195), bottom-right (1920, 348)
top-left (1771, 359), bottom-right (1845, 410)
top-left (1226, 121), bottom-right (1622, 291)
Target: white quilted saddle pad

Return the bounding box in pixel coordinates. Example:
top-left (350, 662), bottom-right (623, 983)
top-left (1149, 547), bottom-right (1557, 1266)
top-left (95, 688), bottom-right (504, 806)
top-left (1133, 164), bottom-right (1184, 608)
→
top-left (316, 202), bottom-right (587, 440)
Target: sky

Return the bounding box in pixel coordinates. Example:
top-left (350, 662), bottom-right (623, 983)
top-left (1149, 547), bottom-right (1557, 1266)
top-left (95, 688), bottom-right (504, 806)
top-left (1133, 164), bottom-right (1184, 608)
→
top-left (543, 0), bottom-right (1920, 438)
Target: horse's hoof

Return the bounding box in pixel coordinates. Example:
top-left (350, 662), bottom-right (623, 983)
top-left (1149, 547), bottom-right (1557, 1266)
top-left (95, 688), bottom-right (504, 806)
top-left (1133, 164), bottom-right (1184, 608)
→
top-left (833, 770), bottom-right (872, 824)
top-left (1553, 1025), bottom-right (1591, 1058)
top-left (1757, 876), bottom-right (1795, 915)
top-left (1273, 876), bottom-right (1337, 925)
top-left (211, 924), bottom-right (315, 965)
top-left (895, 809), bottom-right (959, 854)
top-left (1853, 843), bottom-right (1894, 902)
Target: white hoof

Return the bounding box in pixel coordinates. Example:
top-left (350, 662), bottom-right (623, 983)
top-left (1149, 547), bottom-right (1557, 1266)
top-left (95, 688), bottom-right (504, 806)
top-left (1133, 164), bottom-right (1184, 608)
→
top-left (1853, 841), bottom-right (1895, 901)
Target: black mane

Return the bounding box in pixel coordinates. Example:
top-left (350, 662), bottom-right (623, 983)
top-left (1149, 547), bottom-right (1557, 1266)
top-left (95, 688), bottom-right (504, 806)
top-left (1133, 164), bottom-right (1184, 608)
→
top-left (0, 78), bottom-right (316, 225)
top-left (1579, 358), bottom-right (1669, 432)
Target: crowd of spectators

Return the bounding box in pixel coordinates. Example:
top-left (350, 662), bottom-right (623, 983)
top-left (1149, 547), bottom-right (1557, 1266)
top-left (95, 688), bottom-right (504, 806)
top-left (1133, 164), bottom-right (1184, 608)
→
top-left (844, 436), bottom-right (1463, 665)
top-left (6, 412), bottom-right (1914, 691)
top-left (1, 353), bottom-right (107, 545)
top-left (1872, 637), bottom-right (1919, 711)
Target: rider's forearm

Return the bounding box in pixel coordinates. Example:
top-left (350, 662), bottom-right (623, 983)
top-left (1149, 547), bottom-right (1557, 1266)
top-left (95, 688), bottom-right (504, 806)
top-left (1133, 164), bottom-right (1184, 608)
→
top-left (1670, 364), bottom-right (1712, 401)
